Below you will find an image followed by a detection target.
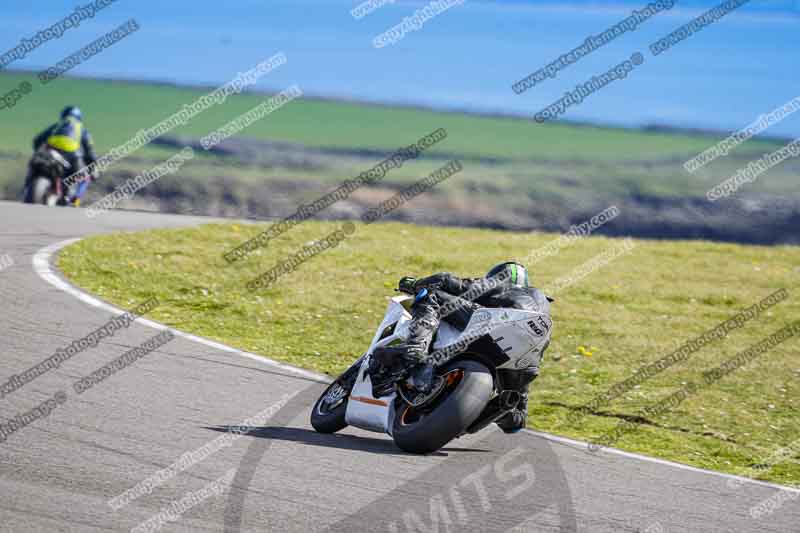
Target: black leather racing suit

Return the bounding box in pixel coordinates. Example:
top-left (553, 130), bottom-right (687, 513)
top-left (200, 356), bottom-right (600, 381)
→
top-left (372, 272), bottom-right (552, 431)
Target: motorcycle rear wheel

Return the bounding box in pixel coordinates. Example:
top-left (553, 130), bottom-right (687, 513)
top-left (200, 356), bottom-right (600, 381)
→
top-left (25, 177), bottom-right (57, 206)
top-left (392, 360), bottom-right (493, 454)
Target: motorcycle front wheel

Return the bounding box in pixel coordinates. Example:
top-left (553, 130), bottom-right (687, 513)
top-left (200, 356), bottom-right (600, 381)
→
top-left (310, 379), bottom-right (350, 434)
top-left (392, 359), bottom-right (493, 454)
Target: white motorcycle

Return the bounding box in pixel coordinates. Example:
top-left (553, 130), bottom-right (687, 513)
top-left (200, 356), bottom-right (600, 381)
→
top-left (310, 293), bottom-right (552, 454)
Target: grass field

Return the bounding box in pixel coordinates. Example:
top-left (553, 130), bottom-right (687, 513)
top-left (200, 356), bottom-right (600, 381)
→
top-left (58, 221), bottom-right (800, 485)
top-left (1, 71), bottom-right (781, 162)
top-left (3, 70), bottom-right (798, 245)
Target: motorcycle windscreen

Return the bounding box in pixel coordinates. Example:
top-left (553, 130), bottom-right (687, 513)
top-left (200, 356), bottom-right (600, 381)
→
top-left (369, 296), bottom-right (412, 347)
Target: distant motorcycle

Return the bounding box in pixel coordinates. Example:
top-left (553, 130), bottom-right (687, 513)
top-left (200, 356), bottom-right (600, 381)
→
top-left (310, 290), bottom-right (551, 454)
top-left (21, 147), bottom-right (80, 206)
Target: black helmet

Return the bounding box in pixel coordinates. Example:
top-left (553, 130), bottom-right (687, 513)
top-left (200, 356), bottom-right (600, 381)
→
top-left (61, 106), bottom-right (82, 121)
top-left (486, 261), bottom-right (529, 288)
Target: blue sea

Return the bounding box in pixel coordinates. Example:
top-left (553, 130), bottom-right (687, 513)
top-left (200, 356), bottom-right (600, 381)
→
top-left (1, 0), bottom-right (798, 136)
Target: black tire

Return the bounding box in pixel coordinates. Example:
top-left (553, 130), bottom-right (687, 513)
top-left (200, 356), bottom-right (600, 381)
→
top-left (22, 179), bottom-right (37, 203)
top-left (310, 380), bottom-right (350, 434)
top-left (26, 177), bottom-right (54, 205)
top-left (392, 360), bottom-right (494, 454)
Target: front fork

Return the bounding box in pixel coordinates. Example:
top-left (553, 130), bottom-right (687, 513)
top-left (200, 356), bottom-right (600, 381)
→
top-left (337, 354), bottom-right (367, 392)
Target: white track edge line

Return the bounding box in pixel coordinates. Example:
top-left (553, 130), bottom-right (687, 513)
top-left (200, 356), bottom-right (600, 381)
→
top-left (33, 238), bottom-right (329, 384)
top-left (33, 238), bottom-right (799, 494)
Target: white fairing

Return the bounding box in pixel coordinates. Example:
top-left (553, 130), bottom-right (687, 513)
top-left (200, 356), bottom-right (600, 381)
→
top-left (344, 297), bottom-right (408, 434)
top-left (344, 296), bottom-right (552, 434)
top-left (469, 308), bottom-right (552, 371)
top-left (345, 363), bottom-right (395, 433)
top-left (47, 149), bottom-right (72, 169)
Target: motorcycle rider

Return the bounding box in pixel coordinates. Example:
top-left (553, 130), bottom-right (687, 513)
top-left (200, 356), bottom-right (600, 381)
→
top-left (370, 261), bottom-right (552, 434)
top-left (30, 106), bottom-right (98, 205)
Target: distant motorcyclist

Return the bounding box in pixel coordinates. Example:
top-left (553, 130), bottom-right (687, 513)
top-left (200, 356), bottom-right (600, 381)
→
top-left (370, 262), bottom-right (552, 433)
top-left (29, 106), bottom-right (98, 205)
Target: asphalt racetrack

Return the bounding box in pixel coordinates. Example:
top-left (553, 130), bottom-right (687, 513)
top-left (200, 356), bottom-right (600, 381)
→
top-left (0, 201), bottom-right (797, 532)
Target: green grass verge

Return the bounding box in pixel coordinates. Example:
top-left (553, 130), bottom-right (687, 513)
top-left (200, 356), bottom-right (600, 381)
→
top-left (58, 221), bottom-right (800, 485)
top-left (0, 70), bottom-right (781, 162)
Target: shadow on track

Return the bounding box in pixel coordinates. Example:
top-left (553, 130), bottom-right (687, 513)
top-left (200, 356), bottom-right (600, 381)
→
top-left (204, 425), bottom-right (492, 456)
top-left (220, 384), bottom-right (577, 532)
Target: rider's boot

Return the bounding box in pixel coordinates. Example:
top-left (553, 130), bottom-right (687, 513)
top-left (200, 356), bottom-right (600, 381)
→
top-left (496, 394), bottom-right (528, 433)
top-left (407, 361), bottom-right (435, 392)
top-left (496, 368), bottom-right (538, 434)
top-left (371, 291), bottom-right (440, 393)
top-left (70, 179), bottom-right (89, 207)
